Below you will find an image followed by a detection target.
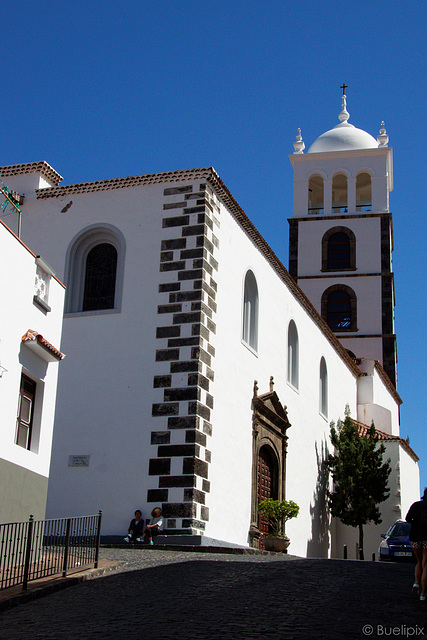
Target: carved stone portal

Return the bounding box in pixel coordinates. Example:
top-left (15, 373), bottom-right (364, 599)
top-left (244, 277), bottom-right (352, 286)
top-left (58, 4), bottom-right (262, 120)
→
top-left (249, 379), bottom-right (291, 548)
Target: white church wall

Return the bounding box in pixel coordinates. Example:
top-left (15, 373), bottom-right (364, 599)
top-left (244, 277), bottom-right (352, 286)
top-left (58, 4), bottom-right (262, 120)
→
top-left (204, 197), bottom-right (358, 555)
top-left (399, 446), bottom-right (421, 519)
top-left (357, 360), bottom-right (400, 435)
top-left (357, 403), bottom-right (392, 435)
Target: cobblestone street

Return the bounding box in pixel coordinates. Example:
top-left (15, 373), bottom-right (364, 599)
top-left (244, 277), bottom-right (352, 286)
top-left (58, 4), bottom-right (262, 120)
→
top-left (0, 548), bottom-right (425, 640)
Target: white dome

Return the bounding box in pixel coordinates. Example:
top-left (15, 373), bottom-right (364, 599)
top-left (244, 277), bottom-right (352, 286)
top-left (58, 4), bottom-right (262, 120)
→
top-left (307, 121), bottom-right (379, 153)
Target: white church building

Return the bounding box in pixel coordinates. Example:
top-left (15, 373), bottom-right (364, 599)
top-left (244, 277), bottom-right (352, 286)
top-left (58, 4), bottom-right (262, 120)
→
top-left (0, 95), bottom-right (419, 558)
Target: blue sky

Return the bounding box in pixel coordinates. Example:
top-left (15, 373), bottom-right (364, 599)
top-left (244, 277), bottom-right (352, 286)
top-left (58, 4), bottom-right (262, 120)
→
top-left (2, 1), bottom-right (426, 491)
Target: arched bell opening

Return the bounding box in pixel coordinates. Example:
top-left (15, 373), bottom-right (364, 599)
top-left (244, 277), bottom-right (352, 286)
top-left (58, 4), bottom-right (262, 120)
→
top-left (356, 172), bottom-right (372, 211)
top-left (332, 173), bottom-right (348, 213)
top-left (308, 174), bottom-right (324, 214)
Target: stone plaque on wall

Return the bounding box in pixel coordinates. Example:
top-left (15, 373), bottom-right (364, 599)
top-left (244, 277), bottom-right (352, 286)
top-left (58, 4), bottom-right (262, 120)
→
top-left (68, 455), bottom-right (90, 467)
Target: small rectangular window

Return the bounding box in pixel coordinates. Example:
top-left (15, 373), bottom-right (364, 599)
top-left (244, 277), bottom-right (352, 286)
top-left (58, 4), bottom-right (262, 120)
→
top-left (16, 375), bottom-right (36, 449)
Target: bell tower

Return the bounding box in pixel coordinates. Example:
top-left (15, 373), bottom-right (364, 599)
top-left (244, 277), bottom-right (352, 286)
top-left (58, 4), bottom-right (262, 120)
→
top-left (288, 92), bottom-right (397, 386)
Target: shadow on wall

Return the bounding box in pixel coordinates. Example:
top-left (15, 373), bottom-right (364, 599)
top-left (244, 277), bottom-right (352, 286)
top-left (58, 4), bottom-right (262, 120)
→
top-left (306, 439), bottom-right (330, 558)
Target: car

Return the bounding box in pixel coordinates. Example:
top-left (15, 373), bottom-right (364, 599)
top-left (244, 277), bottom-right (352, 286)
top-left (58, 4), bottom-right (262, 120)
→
top-left (378, 520), bottom-right (415, 562)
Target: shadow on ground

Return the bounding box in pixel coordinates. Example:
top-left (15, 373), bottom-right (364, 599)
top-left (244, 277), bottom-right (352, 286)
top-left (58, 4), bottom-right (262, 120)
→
top-left (0, 558), bottom-right (424, 640)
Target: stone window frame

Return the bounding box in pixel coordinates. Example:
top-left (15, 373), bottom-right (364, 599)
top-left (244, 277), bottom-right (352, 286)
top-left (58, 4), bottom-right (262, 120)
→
top-left (321, 283), bottom-right (358, 333)
top-left (64, 223), bottom-right (126, 316)
top-left (321, 226), bottom-right (356, 272)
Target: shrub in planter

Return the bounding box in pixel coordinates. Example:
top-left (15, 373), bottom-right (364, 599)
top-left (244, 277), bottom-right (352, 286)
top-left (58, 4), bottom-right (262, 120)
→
top-left (258, 499), bottom-right (299, 550)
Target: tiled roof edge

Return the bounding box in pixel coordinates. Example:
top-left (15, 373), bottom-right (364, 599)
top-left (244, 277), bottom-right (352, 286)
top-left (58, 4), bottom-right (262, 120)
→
top-left (0, 162), bottom-right (63, 186)
top-left (356, 421), bottom-right (419, 463)
top-left (35, 167), bottom-right (213, 199)
top-left (22, 329), bottom-right (66, 361)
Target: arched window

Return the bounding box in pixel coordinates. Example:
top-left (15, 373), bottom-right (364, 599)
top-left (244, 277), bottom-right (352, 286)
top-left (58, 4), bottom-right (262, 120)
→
top-left (319, 357), bottom-right (328, 418)
top-left (82, 243), bottom-right (117, 311)
top-left (287, 320), bottom-right (299, 389)
top-left (321, 285), bottom-right (357, 332)
top-left (65, 224), bottom-right (125, 314)
top-left (356, 172), bottom-right (372, 211)
top-left (308, 174), bottom-right (324, 214)
top-left (322, 227), bottom-right (356, 271)
top-left (242, 270), bottom-right (258, 352)
top-left (332, 173), bottom-right (348, 212)
top-left (327, 232), bottom-right (350, 269)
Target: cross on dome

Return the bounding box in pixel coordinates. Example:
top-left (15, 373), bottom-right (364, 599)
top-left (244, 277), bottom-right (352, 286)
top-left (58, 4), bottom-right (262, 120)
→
top-left (295, 86), bottom-right (386, 153)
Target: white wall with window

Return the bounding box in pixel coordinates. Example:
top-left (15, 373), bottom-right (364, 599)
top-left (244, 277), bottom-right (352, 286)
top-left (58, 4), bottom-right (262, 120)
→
top-left (0, 218), bottom-right (65, 522)
top-left (65, 224), bottom-right (126, 314)
top-left (210, 194), bottom-right (360, 556)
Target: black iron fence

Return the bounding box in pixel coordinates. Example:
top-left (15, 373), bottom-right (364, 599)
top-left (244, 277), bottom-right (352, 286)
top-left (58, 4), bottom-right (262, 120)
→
top-left (0, 511), bottom-right (102, 591)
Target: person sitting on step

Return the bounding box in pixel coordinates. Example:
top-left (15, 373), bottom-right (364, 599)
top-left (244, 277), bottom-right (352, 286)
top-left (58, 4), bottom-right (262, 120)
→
top-left (142, 507), bottom-right (163, 545)
top-left (124, 509), bottom-right (145, 543)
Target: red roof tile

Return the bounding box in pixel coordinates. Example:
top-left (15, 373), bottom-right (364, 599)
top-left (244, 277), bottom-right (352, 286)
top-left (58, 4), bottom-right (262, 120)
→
top-left (22, 329), bottom-right (65, 361)
top-left (356, 420), bottom-right (419, 462)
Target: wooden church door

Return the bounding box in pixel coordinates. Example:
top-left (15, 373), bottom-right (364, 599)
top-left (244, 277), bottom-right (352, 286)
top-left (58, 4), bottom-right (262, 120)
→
top-left (257, 446), bottom-right (278, 540)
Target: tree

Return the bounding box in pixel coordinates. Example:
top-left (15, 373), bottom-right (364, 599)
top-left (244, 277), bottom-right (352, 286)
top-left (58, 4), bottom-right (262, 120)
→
top-left (326, 408), bottom-right (391, 553)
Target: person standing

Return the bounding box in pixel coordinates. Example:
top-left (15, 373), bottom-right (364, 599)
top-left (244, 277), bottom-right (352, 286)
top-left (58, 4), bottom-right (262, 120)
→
top-left (406, 488), bottom-right (427, 601)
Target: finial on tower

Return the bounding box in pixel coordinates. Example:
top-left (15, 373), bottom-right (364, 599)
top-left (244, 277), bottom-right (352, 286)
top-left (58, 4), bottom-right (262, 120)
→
top-left (338, 84), bottom-right (350, 123)
top-left (293, 127), bottom-right (305, 154)
top-left (377, 121), bottom-right (389, 147)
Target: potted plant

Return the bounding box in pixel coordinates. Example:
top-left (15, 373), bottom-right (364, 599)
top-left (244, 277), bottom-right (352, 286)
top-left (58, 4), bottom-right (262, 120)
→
top-left (258, 498), bottom-right (300, 552)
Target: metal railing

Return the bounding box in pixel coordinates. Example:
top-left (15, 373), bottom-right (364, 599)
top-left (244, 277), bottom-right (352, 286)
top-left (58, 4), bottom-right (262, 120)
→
top-left (0, 511), bottom-right (102, 591)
